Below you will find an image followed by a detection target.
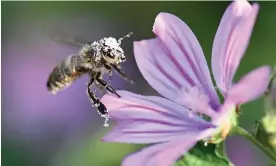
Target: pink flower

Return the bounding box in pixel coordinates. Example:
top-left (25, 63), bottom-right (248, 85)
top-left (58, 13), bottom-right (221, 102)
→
top-left (101, 0), bottom-right (271, 166)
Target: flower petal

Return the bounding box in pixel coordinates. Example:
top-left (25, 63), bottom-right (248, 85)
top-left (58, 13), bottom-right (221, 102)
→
top-left (122, 128), bottom-right (216, 166)
top-left (226, 66), bottom-right (270, 105)
top-left (134, 12), bottom-right (220, 109)
top-left (212, 0), bottom-right (259, 95)
top-left (101, 91), bottom-right (215, 143)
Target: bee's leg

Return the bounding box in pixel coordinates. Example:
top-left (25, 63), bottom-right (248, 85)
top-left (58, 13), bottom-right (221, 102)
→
top-left (108, 70), bottom-right (112, 83)
top-left (95, 76), bottom-right (121, 98)
top-left (111, 64), bottom-right (135, 84)
top-left (86, 78), bottom-right (110, 127)
top-left (104, 64), bottom-right (112, 83)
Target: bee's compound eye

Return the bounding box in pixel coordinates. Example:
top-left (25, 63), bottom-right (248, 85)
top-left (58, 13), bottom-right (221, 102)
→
top-left (106, 49), bottom-right (115, 58)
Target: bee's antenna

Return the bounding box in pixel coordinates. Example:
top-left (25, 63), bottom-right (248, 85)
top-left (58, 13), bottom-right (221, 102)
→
top-left (118, 32), bottom-right (133, 45)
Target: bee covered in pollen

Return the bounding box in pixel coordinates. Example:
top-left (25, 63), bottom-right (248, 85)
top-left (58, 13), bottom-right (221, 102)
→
top-left (46, 32), bottom-right (134, 127)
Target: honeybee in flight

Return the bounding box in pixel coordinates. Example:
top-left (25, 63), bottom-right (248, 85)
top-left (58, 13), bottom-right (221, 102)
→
top-left (47, 32), bottom-right (134, 127)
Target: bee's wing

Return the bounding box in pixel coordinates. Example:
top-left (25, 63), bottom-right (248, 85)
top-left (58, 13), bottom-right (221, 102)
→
top-left (49, 34), bottom-right (89, 47)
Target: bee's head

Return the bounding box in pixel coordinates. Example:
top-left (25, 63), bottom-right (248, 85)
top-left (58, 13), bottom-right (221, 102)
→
top-left (102, 32), bottom-right (133, 65)
top-left (102, 37), bottom-right (126, 64)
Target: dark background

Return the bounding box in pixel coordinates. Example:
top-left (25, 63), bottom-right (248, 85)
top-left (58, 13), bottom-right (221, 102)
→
top-left (2, 2), bottom-right (276, 166)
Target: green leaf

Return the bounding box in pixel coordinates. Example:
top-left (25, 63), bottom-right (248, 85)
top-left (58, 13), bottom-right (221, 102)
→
top-left (174, 141), bottom-right (232, 166)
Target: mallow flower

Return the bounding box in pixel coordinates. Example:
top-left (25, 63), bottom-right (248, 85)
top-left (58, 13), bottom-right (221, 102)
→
top-left (101, 0), bottom-right (271, 165)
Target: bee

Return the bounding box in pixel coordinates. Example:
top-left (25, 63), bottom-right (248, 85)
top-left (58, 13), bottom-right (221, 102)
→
top-left (47, 32), bottom-right (134, 127)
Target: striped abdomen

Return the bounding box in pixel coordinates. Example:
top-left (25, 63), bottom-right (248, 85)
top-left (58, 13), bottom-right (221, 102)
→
top-left (47, 54), bottom-right (88, 94)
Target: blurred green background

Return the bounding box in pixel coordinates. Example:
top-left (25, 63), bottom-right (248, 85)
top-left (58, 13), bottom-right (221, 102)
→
top-left (2, 1), bottom-right (276, 166)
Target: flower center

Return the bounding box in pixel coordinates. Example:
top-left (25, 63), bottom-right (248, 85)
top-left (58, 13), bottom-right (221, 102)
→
top-left (205, 105), bottom-right (238, 144)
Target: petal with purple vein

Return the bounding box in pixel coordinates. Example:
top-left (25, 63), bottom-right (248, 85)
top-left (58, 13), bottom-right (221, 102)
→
top-left (101, 91), bottom-right (216, 143)
top-left (152, 12), bottom-right (220, 109)
top-left (122, 128), bottom-right (216, 166)
top-left (212, 0), bottom-right (259, 94)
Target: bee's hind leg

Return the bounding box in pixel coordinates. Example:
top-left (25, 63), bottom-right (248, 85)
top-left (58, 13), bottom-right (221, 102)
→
top-left (86, 78), bottom-right (110, 127)
top-left (95, 75), bottom-right (121, 98)
top-left (104, 64), bottom-right (113, 83)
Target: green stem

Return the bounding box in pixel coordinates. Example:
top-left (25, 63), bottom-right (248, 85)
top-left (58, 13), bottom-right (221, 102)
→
top-left (215, 142), bottom-right (227, 159)
top-left (215, 142), bottom-right (234, 166)
top-left (233, 126), bottom-right (276, 163)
